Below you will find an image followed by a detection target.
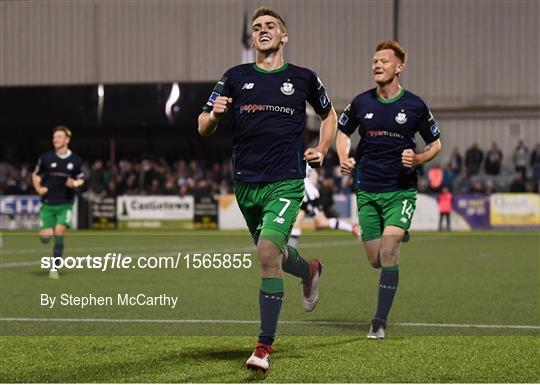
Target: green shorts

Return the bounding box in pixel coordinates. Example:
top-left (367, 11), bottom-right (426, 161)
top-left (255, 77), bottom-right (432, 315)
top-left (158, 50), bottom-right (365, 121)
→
top-left (234, 179), bottom-right (304, 250)
top-left (356, 188), bottom-right (416, 241)
top-left (39, 203), bottom-right (74, 229)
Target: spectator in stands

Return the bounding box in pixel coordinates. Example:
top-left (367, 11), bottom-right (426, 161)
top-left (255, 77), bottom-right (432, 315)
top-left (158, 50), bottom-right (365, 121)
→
top-left (0, 160), bottom-right (9, 188)
top-left (88, 159), bottom-right (106, 193)
top-left (104, 180), bottom-right (118, 198)
top-left (148, 178), bottom-right (163, 195)
top-left (163, 172), bottom-right (180, 195)
top-left (484, 142), bottom-right (503, 175)
top-left (5, 166), bottom-right (22, 194)
top-left (141, 159), bottom-right (160, 191)
top-left (465, 142), bottom-right (483, 176)
top-left (470, 179), bottom-right (485, 195)
top-left (513, 140), bottom-right (529, 179)
top-left (509, 172), bottom-right (526, 192)
top-left (428, 163), bottom-right (443, 193)
top-left (484, 179), bottom-right (495, 195)
top-left (417, 177), bottom-right (429, 193)
top-left (530, 143), bottom-right (540, 192)
top-left (189, 160), bottom-right (204, 180)
top-left (449, 147), bottom-right (463, 176)
top-left (123, 173), bottom-right (141, 195)
top-left (437, 186), bottom-right (452, 231)
top-left (18, 165), bottom-right (35, 194)
top-left (442, 162), bottom-right (455, 190)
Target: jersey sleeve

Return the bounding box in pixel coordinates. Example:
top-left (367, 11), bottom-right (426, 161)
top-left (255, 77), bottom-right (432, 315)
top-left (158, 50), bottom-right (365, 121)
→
top-left (417, 102), bottom-right (440, 144)
top-left (34, 155), bottom-right (45, 175)
top-left (72, 157), bottom-right (84, 179)
top-left (201, 70), bottom-right (232, 112)
top-left (337, 102), bottom-right (359, 136)
top-left (306, 71), bottom-right (332, 116)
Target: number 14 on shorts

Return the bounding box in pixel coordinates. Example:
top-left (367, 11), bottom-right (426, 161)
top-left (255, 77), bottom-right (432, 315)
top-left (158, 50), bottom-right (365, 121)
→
top-left (400, 199), bottom-right (413, 224)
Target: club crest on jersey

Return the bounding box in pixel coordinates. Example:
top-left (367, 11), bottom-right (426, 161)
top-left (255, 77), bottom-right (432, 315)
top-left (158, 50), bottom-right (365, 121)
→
top-left (51, 162), bottom-right (57, 168)
top-left (280, 80), bottom-right (295, 96)
top-left (67, 163), bottom-right (73, 170)
top-left (395, 110), bottom-right (407, 124)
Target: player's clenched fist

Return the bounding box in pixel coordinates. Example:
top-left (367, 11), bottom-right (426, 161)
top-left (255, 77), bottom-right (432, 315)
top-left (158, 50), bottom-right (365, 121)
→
top-left (304, 148), bottom-right (324, 168)
top-left (340, 157), bottom-right (356, 175)
top-left (211, 96), bottom-right (233, 119)
top-left (401, 149), bottom-right (417, 168)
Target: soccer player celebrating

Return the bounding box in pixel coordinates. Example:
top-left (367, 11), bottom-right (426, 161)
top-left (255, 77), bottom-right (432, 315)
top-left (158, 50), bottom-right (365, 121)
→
top-left (198, 7), bottom-right (337, 372)
top-left (336, 40), bottom-right (441, 339)
top-left (32, 126), bottom-right (84, 279)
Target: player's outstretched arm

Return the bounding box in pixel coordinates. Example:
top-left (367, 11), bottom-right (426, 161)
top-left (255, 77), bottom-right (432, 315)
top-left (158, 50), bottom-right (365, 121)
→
top-left (304, 107), bottom-right (337, 167)
top-left (197, 96), bottom-right (232, 136)
top-left (402, 138), bottom-right (442, 168)
top-left (336, 130), bottom-right (356, 175)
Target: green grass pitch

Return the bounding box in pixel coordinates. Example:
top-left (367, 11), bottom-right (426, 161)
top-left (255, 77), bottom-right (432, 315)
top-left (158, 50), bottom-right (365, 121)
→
top-left (1, 230), bottom-right (539, 382)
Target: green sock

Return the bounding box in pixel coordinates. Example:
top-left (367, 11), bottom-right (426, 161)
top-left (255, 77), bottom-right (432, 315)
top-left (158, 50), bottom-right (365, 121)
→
top-left (282, 245), bottom-right (309, 281)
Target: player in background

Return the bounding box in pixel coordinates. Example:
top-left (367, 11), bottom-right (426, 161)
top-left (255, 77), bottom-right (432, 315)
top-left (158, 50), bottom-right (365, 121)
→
top-left (198, 7), bottom-right (337, 372)
top-left (336, 40), bottom-right (441, 339)
top-left (288, 165), bottom-right (359, 248)
top-left (32, 126), bottom-right (84, 279)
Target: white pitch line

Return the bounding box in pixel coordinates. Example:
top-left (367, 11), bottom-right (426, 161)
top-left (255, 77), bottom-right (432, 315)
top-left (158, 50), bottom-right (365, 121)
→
top-left (0, 317), bottom-right (538, 330)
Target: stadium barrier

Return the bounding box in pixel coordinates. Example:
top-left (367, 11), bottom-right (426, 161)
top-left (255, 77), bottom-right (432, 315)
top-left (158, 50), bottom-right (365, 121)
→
top-left (1, 193), bottom-right (538, 230)
top-left (116, 195), bottom-right (194, 229)
top-left (0, 195), bottom-right (78, 230)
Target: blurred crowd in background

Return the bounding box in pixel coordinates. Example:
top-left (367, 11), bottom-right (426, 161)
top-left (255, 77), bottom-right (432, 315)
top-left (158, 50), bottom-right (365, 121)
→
top-left (2, 140), bottom-right (540, 197)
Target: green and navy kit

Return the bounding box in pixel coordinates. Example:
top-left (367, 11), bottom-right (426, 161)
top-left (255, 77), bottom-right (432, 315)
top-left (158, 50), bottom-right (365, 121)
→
top-left (338, 88), bottom-right (440, 192)
top-left (34, 150), bottom-right (83, 204)
top-left (203, 63), bottom-right (332, 183)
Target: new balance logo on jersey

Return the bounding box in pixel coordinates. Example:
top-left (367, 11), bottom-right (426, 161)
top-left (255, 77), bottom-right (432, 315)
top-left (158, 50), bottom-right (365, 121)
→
top-left (242, 83), bottom-right (254, 90)
top-left (400, 217), bottom-right (408, 223)
top-left (273, 217), bottom-right (285, 224)
top-left (364, 113), bottom-right (373, 119)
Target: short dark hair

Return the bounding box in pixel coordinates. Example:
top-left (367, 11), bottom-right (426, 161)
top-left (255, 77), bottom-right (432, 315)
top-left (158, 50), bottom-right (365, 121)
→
top-left (252, 7), bottom-right (286, 32)
top-left (376, 40), bottom-right (406, 63)
top-left (53, 125), bottom-right (72, 138)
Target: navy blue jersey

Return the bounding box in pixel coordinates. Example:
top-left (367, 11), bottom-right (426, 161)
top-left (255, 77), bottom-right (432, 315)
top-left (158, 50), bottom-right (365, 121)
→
top-left (203, 63), bottom-right (332, 182)
top-left (34, 150), bottom-right (83, 204)
top-left (338, 88), bottom-right (440, 192)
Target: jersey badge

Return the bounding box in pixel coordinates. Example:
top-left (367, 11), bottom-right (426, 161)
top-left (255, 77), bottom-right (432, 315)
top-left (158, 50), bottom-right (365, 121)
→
top-left (51, 162), bottom-right (57, 168)
top-left (338, 113), bottom-right (349, 126)
top-left (67, 163), bottom-right (74, 170)
top-left (280, 80), bottom-right (295, 96)
top-left (319, 93), bottom-right (329, 108)
top-left (395, 110), bottom-right (407, 124)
